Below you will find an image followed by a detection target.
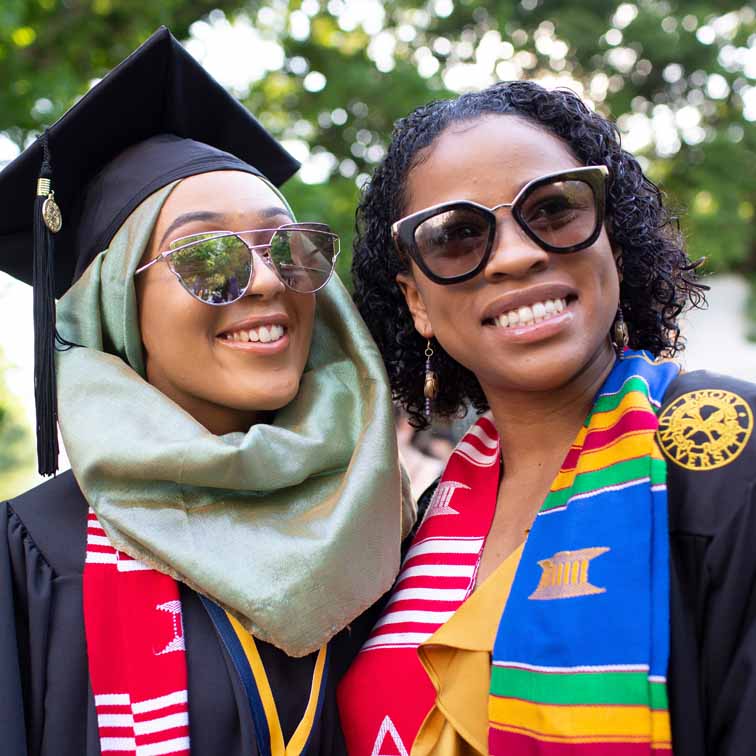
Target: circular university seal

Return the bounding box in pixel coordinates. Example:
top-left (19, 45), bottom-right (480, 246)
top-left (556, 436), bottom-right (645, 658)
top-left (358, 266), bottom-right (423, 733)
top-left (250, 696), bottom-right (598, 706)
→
top-left (657, 389), bottom-right (753, 471)
top-left (42, 193), bottom-right (63, 233)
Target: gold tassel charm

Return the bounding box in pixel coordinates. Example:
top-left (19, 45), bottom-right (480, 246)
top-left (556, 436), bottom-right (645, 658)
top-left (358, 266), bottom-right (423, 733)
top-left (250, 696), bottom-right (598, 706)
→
top-left (424, 340), bottom-right (438, 419)
top-left (37, 178), bottom-right (63, 233)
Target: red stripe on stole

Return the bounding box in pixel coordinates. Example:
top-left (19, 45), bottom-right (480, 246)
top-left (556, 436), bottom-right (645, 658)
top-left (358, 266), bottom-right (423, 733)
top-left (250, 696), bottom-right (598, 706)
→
top-left (489, 729), bottom-right (670, 756)
top-left (561, 410), bottom-right (657, 471)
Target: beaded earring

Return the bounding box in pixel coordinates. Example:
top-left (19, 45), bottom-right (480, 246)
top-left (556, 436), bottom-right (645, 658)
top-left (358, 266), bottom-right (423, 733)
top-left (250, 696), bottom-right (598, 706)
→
top-left (612, 307), bottom-right (629, 358)
top-left (423, 340), bottom-right (438, 419)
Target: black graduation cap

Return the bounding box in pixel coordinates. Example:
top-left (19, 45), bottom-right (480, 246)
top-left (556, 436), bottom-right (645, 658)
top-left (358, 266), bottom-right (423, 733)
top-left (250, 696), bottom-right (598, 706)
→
top-left (0, 26), bottom-right (299, 476)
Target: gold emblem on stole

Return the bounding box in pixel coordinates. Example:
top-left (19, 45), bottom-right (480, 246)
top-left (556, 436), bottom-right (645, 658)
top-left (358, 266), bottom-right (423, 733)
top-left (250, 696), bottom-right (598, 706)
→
top-left (529, 547), bottom-right (610, 600)
top-left (657, 389), bottom-right (753, 471)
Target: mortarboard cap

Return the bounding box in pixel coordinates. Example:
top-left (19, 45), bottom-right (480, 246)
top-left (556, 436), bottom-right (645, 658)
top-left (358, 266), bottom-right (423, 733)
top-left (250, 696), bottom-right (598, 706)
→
top-left (0, 26), bottom-right (300, 475)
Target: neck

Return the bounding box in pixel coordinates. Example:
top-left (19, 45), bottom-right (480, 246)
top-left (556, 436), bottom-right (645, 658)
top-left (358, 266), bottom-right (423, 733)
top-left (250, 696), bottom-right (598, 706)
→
top-left (482, 341), bottom-right (616, 479)
top-left (185, 401), bottom-right (262, 436)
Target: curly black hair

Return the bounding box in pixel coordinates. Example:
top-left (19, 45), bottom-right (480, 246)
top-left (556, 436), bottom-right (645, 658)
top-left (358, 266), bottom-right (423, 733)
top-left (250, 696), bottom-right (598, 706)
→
top-left (352, 81), bottom-right (707, 429)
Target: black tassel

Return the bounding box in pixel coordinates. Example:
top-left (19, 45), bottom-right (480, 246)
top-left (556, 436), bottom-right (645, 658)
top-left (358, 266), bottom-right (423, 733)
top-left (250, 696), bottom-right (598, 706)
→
top-left (32, 131), bottom-right (61, 476)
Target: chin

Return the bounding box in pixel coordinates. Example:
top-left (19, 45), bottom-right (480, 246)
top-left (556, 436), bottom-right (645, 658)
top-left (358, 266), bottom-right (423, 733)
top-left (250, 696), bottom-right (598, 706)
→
top-left (481, 344), bottom-right (603, 394)
top-left (237, 382), bottom-right (301, 413)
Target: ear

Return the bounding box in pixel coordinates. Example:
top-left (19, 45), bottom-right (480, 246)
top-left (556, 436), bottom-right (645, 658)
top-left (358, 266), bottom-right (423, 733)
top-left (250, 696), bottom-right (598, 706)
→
top-left (396, 272), bottom-right (434, 340)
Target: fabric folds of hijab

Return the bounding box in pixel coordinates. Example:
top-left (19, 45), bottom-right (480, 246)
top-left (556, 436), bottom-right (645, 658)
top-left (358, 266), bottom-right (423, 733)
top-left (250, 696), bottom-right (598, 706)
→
top-left (55, 180), bottom-right (414, 657)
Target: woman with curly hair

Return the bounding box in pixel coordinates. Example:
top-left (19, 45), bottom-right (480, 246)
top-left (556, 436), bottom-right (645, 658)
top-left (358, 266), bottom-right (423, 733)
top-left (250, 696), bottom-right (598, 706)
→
top-left (338, 81), bottom-right (756, 756)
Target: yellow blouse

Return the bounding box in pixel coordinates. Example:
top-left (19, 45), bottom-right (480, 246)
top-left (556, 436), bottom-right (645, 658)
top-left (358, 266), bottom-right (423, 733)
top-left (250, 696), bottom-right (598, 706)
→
top-left (411, 544), bottom-right (524, 756)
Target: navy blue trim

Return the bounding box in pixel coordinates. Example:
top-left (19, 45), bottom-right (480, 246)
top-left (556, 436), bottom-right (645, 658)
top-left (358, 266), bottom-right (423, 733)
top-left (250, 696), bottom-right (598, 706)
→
top-left (199, 596), bottom-right (272, 756)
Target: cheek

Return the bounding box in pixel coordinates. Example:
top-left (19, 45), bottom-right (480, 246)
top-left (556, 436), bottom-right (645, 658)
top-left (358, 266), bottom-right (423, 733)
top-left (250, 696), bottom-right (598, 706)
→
top-left (139, 280), bottom-right (215, 370)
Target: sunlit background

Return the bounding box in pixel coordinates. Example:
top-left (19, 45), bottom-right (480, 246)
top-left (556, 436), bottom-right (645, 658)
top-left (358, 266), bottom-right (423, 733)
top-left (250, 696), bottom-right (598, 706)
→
top-left (1, 0), bottom-right (755, 498)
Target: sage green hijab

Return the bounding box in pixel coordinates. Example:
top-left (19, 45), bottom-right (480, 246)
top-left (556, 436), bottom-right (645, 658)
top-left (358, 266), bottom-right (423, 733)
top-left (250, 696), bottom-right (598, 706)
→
top-left (56, 179), bottom-right (414, 657)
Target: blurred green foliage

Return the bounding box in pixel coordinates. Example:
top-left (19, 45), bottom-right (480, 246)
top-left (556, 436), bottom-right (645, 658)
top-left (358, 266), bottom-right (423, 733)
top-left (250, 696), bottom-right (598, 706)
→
top-left (0, 347), bottom-right (35, 500)
top-left (1, 0), bottom-right (754, 286)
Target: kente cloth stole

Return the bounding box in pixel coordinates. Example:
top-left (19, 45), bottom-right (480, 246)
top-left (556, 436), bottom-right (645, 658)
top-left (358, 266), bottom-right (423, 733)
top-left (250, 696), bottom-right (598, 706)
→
top-left (83, 509), bottom-right (191, 756)
top-left (489, 352), bottom-right (679, 756)
top-left (84, 510), bottom-right (330, 756)
top-left (338, 415), bottom-right (501, 756)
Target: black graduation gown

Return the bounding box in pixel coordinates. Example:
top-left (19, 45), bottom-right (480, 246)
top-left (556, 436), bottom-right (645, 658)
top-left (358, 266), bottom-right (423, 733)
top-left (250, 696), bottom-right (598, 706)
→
top-left (0, 470), bottom-right (377, 756)
top-left (407, 370), bottom-right (756, 756)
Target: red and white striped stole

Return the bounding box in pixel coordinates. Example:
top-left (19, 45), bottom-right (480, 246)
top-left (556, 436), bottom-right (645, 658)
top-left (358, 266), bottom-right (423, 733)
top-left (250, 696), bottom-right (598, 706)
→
top-left (83, 509), bottom-right (191, 756)
top-left (338, 415), bottom-right (500, 756)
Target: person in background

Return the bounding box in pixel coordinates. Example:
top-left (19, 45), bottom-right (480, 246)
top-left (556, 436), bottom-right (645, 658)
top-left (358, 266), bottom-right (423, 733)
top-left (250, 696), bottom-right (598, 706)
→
top-left (0, 29), bottom-right (412, 756)
top-left (339, 81), bottom-right (756, 756)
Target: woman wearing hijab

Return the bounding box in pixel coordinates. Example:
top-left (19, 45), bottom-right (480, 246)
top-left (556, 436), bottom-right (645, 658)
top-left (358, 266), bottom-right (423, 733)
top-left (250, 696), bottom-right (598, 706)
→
top-left (338, 82), bottom-right (756, 755)
top-left (0, 29), bottom-right (412, 756)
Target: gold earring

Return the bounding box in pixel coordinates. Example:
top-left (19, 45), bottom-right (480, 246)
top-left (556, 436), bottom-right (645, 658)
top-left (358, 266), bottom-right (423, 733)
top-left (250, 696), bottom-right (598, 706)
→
top-left (612, 307), bottom-right (629, 358)
top-left (424, 340), bottom-right (438, 419)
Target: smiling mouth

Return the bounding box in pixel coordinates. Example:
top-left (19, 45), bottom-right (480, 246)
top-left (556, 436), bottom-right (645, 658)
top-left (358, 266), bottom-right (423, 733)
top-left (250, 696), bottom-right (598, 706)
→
top-left (483, 295), bottom-right (577, 328)
top-left (221, 324), bottom-right (287, 344)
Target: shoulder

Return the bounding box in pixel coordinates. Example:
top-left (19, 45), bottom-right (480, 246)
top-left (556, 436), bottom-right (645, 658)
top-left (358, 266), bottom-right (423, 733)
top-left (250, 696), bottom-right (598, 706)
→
top-left (659, 369), bottom-right (756, 537)
top-left (3, 470), bottom-right (89, 577)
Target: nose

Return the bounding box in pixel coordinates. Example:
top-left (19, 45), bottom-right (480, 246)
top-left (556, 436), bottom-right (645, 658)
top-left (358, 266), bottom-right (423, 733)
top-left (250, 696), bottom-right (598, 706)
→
top-left (246, 249), bottom-right (286, 299)
top-left (482, 211), bottom-right (550, 282)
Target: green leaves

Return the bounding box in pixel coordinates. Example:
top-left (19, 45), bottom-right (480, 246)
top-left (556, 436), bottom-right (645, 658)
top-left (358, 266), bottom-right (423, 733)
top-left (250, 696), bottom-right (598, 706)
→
top-left (2, 0), bottom-right (754, 281)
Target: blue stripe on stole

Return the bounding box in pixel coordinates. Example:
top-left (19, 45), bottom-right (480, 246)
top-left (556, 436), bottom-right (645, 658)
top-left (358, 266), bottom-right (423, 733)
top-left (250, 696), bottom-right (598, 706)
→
top-left (496, 485), bottom-right (653, 666)
top-left (200, 596), bottom-right (272, 756)
top-left (650, 485), bottom-right (671, 679)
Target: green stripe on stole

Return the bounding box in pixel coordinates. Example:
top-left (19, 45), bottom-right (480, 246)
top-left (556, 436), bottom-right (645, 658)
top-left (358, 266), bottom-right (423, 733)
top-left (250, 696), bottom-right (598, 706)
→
top-left (541, 456), bottom-right (667, 512)
top-left (491, 666), bottom-right (670, 709)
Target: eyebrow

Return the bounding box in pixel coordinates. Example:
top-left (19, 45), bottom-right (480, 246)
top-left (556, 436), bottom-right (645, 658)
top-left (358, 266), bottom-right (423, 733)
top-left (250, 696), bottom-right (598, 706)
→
top-left (159, 206), bottom-right (294, 249)
top-left (159, 211), bottom-right (225, 248)
top-left (260, 205), bottom-right (293, 220)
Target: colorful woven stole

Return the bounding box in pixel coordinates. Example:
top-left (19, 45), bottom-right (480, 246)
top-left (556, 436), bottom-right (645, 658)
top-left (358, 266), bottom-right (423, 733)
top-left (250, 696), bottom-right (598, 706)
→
top-left (83, 509), bottom-right (191, 756)
top-left (488, 352), bottom-right (679, 755)
top-left (338, 415), bottom-right (501, 756)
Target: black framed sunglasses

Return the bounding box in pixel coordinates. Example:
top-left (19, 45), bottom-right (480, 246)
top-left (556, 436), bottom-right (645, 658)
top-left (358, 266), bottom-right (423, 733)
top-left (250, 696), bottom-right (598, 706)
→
top-left (391, 165), bottom-right (609, 285)
top-left (135, 222), bottom-right (340, 304)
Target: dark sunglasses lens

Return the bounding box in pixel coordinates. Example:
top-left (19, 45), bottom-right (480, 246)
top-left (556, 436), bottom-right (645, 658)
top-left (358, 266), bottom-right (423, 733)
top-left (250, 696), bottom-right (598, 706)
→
top-left (268, 227), bottom-right (337, 293)
top-left (169, 234), bottom-right (251, 304)
top-left (518, 179), bottom-right (598, 250)
top-left (414, 206), bottom-right (491, 278)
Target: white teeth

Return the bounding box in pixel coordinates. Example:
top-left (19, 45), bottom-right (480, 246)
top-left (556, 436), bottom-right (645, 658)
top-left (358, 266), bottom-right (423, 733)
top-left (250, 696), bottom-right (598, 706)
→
top-left (518, 306), bottom-right (534, 324)
top-left (224, 324), bottom-right (286, 343)
top-left (491, 298), bottom-right (568, 329)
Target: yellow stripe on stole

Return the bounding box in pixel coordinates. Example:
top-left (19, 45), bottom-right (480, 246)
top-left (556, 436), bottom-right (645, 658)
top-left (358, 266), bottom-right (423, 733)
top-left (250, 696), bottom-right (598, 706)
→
top-left (551, 432), bottom-right (658, 492)
top-left (590, 390), bottom-right (654, 431)
top-left (225, 611), bottom-right (328, 756)
top-left (489, 697), bottom-right (672, 743)
top-left (554, 391), bottom-right (654, 478)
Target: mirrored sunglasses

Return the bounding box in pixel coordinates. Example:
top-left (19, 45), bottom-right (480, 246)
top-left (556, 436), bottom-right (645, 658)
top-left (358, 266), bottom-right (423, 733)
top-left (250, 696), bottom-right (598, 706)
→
top-left (135, 222), bottom-right (340, 304)
top-left (391, 165), bottom-right (609, 285)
